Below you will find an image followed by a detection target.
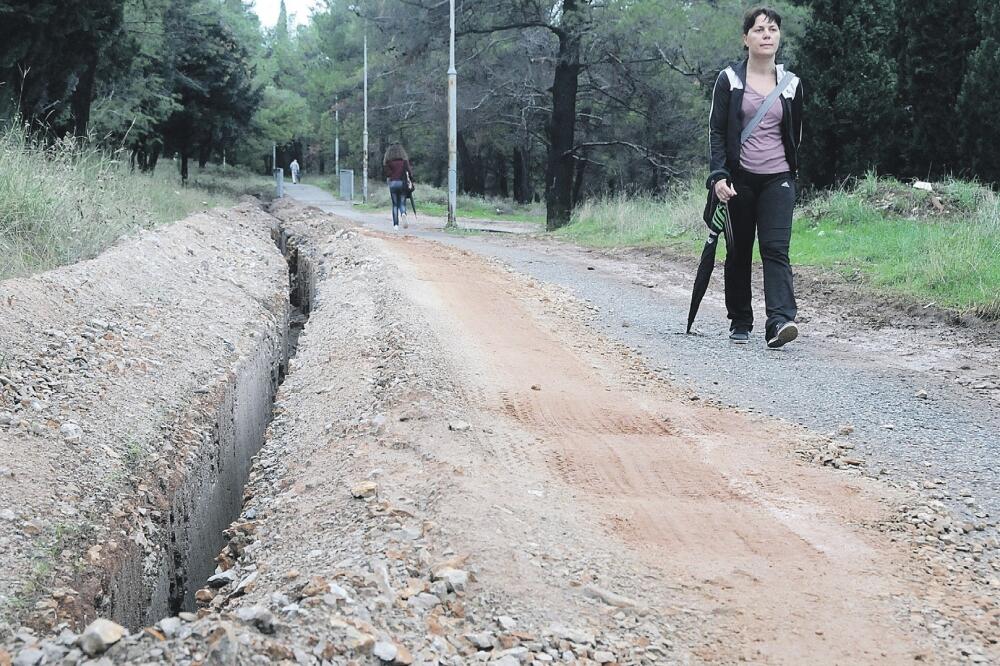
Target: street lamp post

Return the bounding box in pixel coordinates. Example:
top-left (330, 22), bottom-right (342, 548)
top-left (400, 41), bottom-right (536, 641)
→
top-left (362, 32), bottom-right (369, 203)
top-left (335, 96), bottom-right (340, 176)
top-left (446, 0), bottom-right (457, 227)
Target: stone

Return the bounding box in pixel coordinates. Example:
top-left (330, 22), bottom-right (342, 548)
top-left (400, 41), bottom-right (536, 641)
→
top-left (206, 622), bottom-right (238, 665)
top-left (59, 423), bottom-right (82, 443)
top-left (159, 617), bottom-right (182, 638)
top-left (196, 588), bottom-right (215, 604)
top-left (345, 629), bottom-right (375, 653)
top-left (374, 642), bottom-right (398, 662)
top-left (234, 571), bottom-right (259, 595)
top-left (78, 619), bottom-right (126, 656)
top-left (13, 648), bottom-right (43, 666)
top-left (593, 651), bottom-right (615, 663)
top-left (301, 575), bottom-right (330, 597)
top-left (915, 389), bottom-right (928, 400)
top-left (493, 656), bottom-right (520, 666)
top-left (207, 570), bottom-right (238, 588)
top-left (408, 593), bottom-right (442, 610)
top-left (56, 629), bottom-right (79, 646)
top-left (465, 632), bottom-right (494, 650)
top-left (548, 625), bottom-right (594, 646)
top-left (433, 568), bottom-right (469, 592)
top-left (327, 583), bottom-right (353, 602)
top-left (448, 421), bottom-right (472, 432)
top-left (394, 645), bottom-right (414, 665)
top-left (236, 606), bottom-right (275, 634)
top-left (351, 481), bottom-right (379, 499)
top-left (497, 616), bottom-right (517, 631)
top-left (0, 509), bottom-right (15, 522)
top-left (582, 584), bottom-right (637, 608)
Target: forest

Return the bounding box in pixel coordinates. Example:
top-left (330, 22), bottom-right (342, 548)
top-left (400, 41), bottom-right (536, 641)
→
top-left (2, 0), bottom-right (1000, 229)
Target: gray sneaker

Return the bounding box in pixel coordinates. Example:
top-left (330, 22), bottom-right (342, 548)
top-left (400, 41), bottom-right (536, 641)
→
top-left (729, 329), bottom-right (750, 344)
top-left (767, 321), bottom-right (799, 349)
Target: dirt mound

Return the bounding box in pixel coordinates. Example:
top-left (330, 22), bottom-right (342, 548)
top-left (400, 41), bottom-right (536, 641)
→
top-left (0, 202), bottom-right (289, 634)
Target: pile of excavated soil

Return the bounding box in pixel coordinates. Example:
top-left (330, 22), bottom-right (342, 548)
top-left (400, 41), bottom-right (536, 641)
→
top-left (0, 201), bottom-right (289, 637)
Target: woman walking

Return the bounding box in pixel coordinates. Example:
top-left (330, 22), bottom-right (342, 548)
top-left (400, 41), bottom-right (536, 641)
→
top-left (707, 6), bottom-right (803, 348)
top-left (383, 144), bottom-right (412, 229)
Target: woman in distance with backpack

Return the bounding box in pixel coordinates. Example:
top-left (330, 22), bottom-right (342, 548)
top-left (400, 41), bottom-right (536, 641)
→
top-left (707, 6), bottom-right (803, 348)
top-left (383, 143), bottom-right (413, 230)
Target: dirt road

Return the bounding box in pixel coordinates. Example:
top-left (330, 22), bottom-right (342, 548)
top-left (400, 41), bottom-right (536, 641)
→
top-left (4, 200), bottom-right (998, 664)
top-left (380, 231), bottom-right (934, 662)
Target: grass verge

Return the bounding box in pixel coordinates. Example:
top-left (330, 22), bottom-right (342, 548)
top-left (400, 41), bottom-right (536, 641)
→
top-left (556, 174), bottom-right (1000, 319)
top-left (0, 125), bottom-right (271, 280)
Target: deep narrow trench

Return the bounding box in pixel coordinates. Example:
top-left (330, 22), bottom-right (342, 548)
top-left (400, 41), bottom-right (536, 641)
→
top-left (168, 225), bottom-right (313, 615)
top-left (278, 228), bottom-right (312, 368)
top-left (108, 221), bottom-right (313, 628)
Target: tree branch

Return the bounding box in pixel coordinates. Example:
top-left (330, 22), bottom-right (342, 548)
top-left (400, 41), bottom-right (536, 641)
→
top-left (458, 21), bottom-right (565, 40)
top-left (565, 141), bottom-right (680, 173)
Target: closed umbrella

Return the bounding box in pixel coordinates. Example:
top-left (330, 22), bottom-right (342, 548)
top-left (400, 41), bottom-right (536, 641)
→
top-left (686, 200), bottom-right (733, 334)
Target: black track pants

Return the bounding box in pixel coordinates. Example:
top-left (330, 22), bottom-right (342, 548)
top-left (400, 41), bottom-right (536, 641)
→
top-left (724, 170), bottom-right (797, 338)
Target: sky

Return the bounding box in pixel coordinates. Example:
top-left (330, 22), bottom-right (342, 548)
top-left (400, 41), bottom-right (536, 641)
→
top-left (251, 0), bottom-right (323, 28)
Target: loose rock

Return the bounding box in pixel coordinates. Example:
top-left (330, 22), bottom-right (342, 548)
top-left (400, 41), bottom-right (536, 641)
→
top-left (78, 619), bottom-right (126, 656)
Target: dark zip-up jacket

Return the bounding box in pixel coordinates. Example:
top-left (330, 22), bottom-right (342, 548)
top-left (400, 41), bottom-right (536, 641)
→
top-left (707, 59), bottom-right (803, 189)
top-left (383, 158), bottom-right (411, 182)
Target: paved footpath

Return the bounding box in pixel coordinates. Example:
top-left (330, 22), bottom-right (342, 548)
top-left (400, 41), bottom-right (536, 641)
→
top-left (284, 183), bottom-right (1000, 526)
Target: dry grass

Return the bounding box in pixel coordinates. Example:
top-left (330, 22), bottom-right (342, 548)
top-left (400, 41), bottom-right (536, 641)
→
top-left (0, 124), bottom-right (269, 279)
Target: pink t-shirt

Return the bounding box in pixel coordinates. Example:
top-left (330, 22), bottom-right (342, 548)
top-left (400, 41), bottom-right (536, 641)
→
top-left (740, 84), bottom-right (791, 174)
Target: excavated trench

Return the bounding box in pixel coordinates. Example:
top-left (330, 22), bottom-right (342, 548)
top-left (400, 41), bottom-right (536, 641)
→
top-left (103, 222), bottom-right (314, 629)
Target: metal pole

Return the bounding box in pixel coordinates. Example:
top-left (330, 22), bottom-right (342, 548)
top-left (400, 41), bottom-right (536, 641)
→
top-left (446, 0), bottom-right (457, 227)
top-left (362, 32), bottom-right (369, 204)
top-left (272, 142), bottom-right (276, 172)
top-left (335, 96), bottom-right (340, 176)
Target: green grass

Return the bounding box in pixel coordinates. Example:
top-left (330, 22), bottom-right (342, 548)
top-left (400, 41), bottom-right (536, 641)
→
top-left (556, 179), bottom-right (709, 253)
top-left (796, 174), bottom-right (1000, 317)
top-left (327, 177), bottom-right (544, 223)
top-left (0, 124), bottom-right (272, 280)
top-left (557, 173), bottom-right (1000, 318)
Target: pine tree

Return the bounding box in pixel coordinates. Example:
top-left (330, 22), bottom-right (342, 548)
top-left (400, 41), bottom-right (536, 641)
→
top-left (895, 0), bottom-right (979, 179)
top-left (956, 0), bottom-right (1000, 184)
top-left (276, 0), bottom-right (289, 44)
top-left (796, 0), bottom-right (899, 187)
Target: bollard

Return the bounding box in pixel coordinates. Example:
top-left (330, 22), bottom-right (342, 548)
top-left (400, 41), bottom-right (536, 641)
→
top-left (273, 168), bottom-right (284, 199)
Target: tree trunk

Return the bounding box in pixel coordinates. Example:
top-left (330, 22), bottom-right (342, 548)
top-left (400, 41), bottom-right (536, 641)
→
top-left (513, 147), bottom-right (526, 203)
top-left (198, 139), bottom-right (212, 169)
top-left (496, 150), bottom-right (509, 198)
top-left (457, 132), bottom-right (484, 195)
top-left (513, 146), bottom-right (535, 204)
top-left (180, 151), bottom-right (189, 184)
top-left (71, 49), bottom-right (99, 137)
top-left (572, 155), bottom-right (587, 207)
top-left (544, 3), bottom-right (582, 231)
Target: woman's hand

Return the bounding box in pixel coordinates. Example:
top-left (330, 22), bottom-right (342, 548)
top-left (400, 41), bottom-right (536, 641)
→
top-left (714, 178), bottom-right (737, 202)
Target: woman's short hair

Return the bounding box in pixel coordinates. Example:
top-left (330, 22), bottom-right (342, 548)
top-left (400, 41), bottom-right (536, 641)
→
top-left (384, 143), bottom-right (409, 164)
top-left (743, 6), bottom-right (782, 35)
